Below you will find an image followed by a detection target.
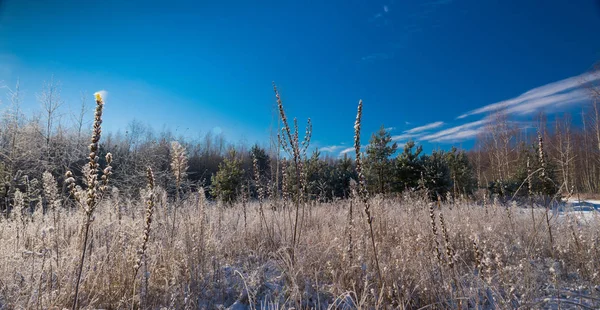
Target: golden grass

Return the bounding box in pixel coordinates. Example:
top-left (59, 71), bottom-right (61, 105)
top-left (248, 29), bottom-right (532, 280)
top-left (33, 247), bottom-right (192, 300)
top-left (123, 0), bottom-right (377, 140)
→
top-left (1, 194), bottom-right (599, 309)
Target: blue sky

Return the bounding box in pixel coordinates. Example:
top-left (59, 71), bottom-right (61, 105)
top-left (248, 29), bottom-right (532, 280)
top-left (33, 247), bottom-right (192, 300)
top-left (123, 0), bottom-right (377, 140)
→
top-left (1, 0), bottom-right (599, 156)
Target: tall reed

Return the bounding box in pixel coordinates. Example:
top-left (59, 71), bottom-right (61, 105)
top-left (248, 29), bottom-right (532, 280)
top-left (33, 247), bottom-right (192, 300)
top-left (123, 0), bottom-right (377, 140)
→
top-left (66, 92), bottom-right (112, 310)
top-left (170, 141), bottom-right (188, 239)
top-left (131, 167), bottom-right (155, 309)
top-left (537, 132), bottom-right (554, 248)
top-left (353, 99), bottom-right (383, 286)
top-left (273, 83), bottom-right (311, 254)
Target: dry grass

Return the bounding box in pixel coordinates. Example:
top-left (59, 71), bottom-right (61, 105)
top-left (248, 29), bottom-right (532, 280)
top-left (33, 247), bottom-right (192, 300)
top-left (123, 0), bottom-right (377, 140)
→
top-left (0, 193), bottom-right (599, 309)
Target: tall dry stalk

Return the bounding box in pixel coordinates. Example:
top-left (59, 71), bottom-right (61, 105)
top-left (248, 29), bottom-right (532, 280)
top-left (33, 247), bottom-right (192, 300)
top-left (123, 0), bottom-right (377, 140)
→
top-left (13, 188), bottom-right (25, 250)
top-left (346, 182), bottom-right (355, 262)
top-left (42, 171), bottom-right (62, 296)
top-left (439, 213), bottom-right (454, 270)
top-left (241, 183), bottom-right (248, 236)
top-left (253, 154), bottom-right (272, 243)
top-left (353, 99), bottom-right (383, 286)
top-left (132, 167), bottom-right (155, 310)
top-left (170, 141), bottom-right (188, 239)
top-left (537, 132), bottom-right (554, 248)
top-left (66, 92), bottom-right (112, 310)
top-left (527, 156), bottom-right (535, 232)
top-left (429, 203), bottom-right (442, 265)
top-left (273, 83), bottom-right (311, 254)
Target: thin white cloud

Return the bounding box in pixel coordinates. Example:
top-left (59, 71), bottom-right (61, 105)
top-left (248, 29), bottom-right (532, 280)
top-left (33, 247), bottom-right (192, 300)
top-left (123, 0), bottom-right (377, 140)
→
top-left (321, 145), bottom-right (343, 153)
top-left (503, 89), bottom-right (589, 115)
top-left (429, 129), bottom-right (482, 142)
top-left (421, 119), bottom-right (488, 142)
top-left (385, 126), bottom-right (396, 131)
top-left (404, 121), bottom-right (444, 134)
top-left (392, 72), bottom-right (596, 144)
top-left (391, 133), bottom-right (420, 142)
top-left (458, 72), bottom-right (598, 119)
top-left (339, 147), bottom-right (355, 156)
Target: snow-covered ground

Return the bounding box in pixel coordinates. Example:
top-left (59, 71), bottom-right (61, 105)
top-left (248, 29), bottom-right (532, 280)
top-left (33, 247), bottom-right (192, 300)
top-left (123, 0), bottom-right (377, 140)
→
top-left (558, 198), bottom-right (600, 222)
top-left (565, 198), bottom-right (600, 208)
top-left (513, 198), bottom-right (600, 223)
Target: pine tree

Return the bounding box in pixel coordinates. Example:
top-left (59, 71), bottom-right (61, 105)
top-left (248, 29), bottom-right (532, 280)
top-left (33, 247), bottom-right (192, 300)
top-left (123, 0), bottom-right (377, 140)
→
top-left (421, 150), bottom-right (452, 200)
top-left (332, 154), bottom-right (357, 199)
top-left (249, 144), bottom-right (270, 198)
top-left (511, 142), bottom-right (559, 198)
top-left (365, 125), bottom-right (397, 194)
top-left (305, 149), bottom-right (330, 201)
top-left (445, 147), bottom-right (477, 197)
top-left (211, 149), bottom-right (244, 205)
top-left (393, 140), bottom-right (423, 192)
top-left (250, 144), bottom-right (270, 179)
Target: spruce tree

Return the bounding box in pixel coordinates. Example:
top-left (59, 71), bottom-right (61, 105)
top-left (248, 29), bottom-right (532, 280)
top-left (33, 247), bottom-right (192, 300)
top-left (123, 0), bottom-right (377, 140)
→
top-left (393, 140), bottom-right (423, 192)
top-left (211, 149), bottom-right (244, 205)
top-left (421, 150), bottom-right (452, 200)
top-left (365, 125), bottom-right (397, 194)
top-left (445, 147), bottom-right (477, 197)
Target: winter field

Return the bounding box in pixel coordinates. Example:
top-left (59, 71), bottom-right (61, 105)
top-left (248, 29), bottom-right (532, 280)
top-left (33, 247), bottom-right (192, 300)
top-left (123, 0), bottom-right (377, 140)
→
top-left (2, 1), bottom-right (600, 308)
top-left (1, 90), bottom-right (600, 310)
top-left (1, 191), bottom-right (599, 309)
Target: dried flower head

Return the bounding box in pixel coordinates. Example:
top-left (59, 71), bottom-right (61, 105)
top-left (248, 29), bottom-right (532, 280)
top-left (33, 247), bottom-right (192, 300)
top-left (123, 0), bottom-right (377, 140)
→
top-left (170, 141), bottom-right (188, 186)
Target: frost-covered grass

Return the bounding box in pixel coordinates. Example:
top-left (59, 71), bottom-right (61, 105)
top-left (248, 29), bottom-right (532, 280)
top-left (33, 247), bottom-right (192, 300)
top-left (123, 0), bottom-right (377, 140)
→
top-left (1, 193), bottom-right (599, 309)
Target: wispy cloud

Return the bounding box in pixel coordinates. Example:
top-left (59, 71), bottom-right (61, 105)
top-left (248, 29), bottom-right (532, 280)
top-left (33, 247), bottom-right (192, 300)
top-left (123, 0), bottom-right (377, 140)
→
top-left (404, 121), bottom-right (444, 134)
top-left (428, 120), bottom-right (533, 142)
top-left (420, 119), bottom-right (488, 142)
top-left (387, 121), bottom-right (444, 142)
top-left (391, 133), bottom-right (420, 142)
top-left (339, 147), bottom-right (355, 156)
top-left (502, 89), bottom-right (590, 115)
top-left (428, 129), bottom-right (482, 142)
top-left (385, 126), bottom-right (396, 131)
top-left (368, 3), bottom-right (394, 28)
top-left (386, 72), bottom-right (596, 144)
top-left (321, 145), bottom-right (344, 153)
top-left (458, 72), bottom-right (598, 119)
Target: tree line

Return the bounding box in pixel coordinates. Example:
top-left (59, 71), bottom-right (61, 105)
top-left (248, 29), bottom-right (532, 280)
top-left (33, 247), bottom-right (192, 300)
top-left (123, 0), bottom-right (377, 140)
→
top-left (1, 69), bottom-right (599, 212)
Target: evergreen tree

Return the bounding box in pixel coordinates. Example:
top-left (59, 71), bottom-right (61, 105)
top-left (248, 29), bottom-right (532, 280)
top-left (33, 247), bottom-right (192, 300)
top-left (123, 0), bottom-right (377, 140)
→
top-left (445, 147), bottom-right (477, 197)
top-left (393, 140), bottom-right (423, 192)
top-left (510, 142), bottom-right (560, 198)
top-left (365, 125), bottom-right (397, 194)
top-left (331, 154), bottom-right (357, 198)
top-left (211, 149), bottom-right (244, 205)
top-left (249, 144), bottom-right (270, 198)
top-left (305, 149), bottom-right (330, 201)
top-left (421, 150), bottom-right (452, 199)
top-left (250, 144), bottom-right (270, 179)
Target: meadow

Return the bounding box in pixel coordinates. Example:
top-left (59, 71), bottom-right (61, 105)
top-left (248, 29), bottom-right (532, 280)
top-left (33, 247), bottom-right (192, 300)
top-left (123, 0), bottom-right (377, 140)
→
top-left (2, 185), bottom-right (600, 309)
top-left (1, 92), bottom-right (599, 309)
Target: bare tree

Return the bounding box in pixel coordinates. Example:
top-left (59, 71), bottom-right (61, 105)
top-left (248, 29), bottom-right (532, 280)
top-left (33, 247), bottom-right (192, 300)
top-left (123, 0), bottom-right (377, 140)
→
top-left (481, 110), bottom-right (518, 184)
top-left (551, 113), bottom-right (575, 193)
top-left (72, 91), bottom-right (91, 148)
top-left (38, 77), bottom-right (64, 166)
